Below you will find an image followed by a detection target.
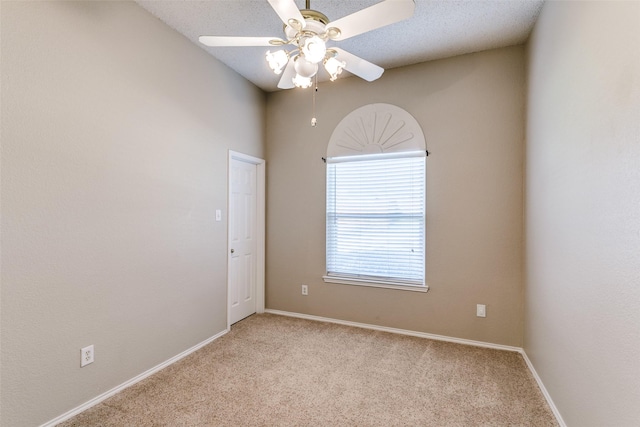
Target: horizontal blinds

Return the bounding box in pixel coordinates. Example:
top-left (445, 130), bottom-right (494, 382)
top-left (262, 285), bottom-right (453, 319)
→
top-left (326, 155), bottom-right (425, 283)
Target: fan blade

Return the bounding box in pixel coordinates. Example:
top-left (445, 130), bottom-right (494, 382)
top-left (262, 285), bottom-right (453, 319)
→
top-left (199, 36), bottom-right (285, 47)
top-left (332, 48), bottom-right (384, 82)
top-left (327, 0), bottom-right (415, 41)
top-left (277, 57), bottom-right (297, 89)
top-left (267, 0), bottom-right (306, 30)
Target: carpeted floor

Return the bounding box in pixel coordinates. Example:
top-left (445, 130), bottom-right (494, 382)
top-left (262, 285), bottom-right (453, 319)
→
top-left (60, 313), bottom-right (558, 426)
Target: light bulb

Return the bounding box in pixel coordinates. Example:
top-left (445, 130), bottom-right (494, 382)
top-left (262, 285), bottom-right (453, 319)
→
top-left (265, 50), bottom-right (289, 75)
top-left (324, 57), bottom-right (346, 81)
top-left (301, 35), bottom-right (326, 64)
top-left (294, 57), bottom-right (318, 78)
top-left (292, 74), bottom-right (312, 89)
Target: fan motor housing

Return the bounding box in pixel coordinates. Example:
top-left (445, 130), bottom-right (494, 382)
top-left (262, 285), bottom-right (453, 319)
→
top-left (301, 9), bottom-right (329, 25)
top-left (284, 9), bottom-right (329, 38)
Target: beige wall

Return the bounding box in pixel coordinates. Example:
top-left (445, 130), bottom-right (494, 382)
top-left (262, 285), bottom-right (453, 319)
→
top-left (525, 1), bottom-right (640, 425)
top-left (266, 46), bottom-right (526, 347)
top-left (0, 1), bottom-right (264, 425)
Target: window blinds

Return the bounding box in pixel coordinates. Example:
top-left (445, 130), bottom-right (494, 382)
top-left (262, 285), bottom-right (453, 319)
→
top-left (326, 154), bottom-right (425, 285)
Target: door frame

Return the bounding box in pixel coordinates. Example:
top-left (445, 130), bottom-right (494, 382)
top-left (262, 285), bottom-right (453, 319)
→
top-left (227, 150), bottom-right (265, 329)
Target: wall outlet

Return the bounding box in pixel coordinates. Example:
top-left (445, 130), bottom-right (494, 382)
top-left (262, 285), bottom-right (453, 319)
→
top-left (81, 345), bottom-right (94, 367)
top-left (301, 285), bottom-right (308, 296)
top-left (477, 304), bottom-right (487, 318)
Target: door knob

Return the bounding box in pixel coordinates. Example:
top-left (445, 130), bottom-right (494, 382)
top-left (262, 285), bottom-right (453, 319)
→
top-left (230, 249), bottom-right (235, 253)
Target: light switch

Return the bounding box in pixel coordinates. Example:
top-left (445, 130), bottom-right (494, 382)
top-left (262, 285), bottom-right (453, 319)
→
top-left (477, 304), bottom-right (486, 318)
top-left (215, 209), bottom-right (222, 221)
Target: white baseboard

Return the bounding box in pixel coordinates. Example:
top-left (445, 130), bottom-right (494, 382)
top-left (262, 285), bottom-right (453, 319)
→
top-left (520, 350), bottom-right (567, 427)
top-left (266, 309), bottom-right (566, 427)
top-left (265, 309), bottom-right (521, 352)
top-left (42, 312), bottom-right (566, 427)
top-left (41, 328), bottom-right (229, 427)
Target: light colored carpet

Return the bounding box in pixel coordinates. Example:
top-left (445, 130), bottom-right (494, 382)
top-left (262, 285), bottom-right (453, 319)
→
top-left (60, 313), bottom-right (558, 426)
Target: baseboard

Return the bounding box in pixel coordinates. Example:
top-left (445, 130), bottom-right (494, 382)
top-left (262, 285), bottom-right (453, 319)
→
top-left (41, 328), bottom-right (229, 427)
top-left (520, 350), bottom-right (567, 427)
top-left (41, 312), bottom-right (566, 427)
top-left (264, 309), bottom-right (522, 353)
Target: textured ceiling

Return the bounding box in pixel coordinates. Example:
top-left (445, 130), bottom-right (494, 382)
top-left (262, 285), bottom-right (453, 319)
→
top-left (136, 0), bottom-right (544, 92)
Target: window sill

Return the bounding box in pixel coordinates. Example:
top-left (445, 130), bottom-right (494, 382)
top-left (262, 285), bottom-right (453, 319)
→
top-left (322, 276), bottom-right (429, 293)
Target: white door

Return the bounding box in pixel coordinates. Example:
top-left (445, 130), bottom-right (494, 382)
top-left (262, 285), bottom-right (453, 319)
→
top-left (228, 156), bottom-right (259, 324)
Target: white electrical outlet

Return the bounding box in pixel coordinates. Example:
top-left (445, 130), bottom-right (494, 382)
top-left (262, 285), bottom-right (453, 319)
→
top-left (477, 304), bottom-right (486, 318)
top-left (301, 285), bottom-right (308, 296)
top-left (81, 345), bottom-right (94, 367)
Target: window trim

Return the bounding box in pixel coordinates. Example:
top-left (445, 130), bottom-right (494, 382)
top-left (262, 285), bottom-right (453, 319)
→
top-left (323, 274), bottom-right (429, 293)
top-left (325, 151), bottom-right (427, 292)
top-left (325, 150), bottom-right (426, 164)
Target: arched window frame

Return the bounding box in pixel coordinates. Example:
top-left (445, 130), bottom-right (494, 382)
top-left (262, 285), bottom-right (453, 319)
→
top-left (324, 104), bottom-right (428, 292)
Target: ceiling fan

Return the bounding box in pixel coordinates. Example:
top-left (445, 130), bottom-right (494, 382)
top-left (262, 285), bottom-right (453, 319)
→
top-left (199, 0), bottom-right (415, 89)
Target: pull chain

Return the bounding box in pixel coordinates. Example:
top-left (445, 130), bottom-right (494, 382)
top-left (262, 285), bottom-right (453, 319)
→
top-left (311, 74), bottom-right (318, 127)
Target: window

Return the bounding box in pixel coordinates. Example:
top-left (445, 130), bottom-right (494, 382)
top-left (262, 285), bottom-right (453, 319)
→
top-left (325, 151), bottom-right (426, 291)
